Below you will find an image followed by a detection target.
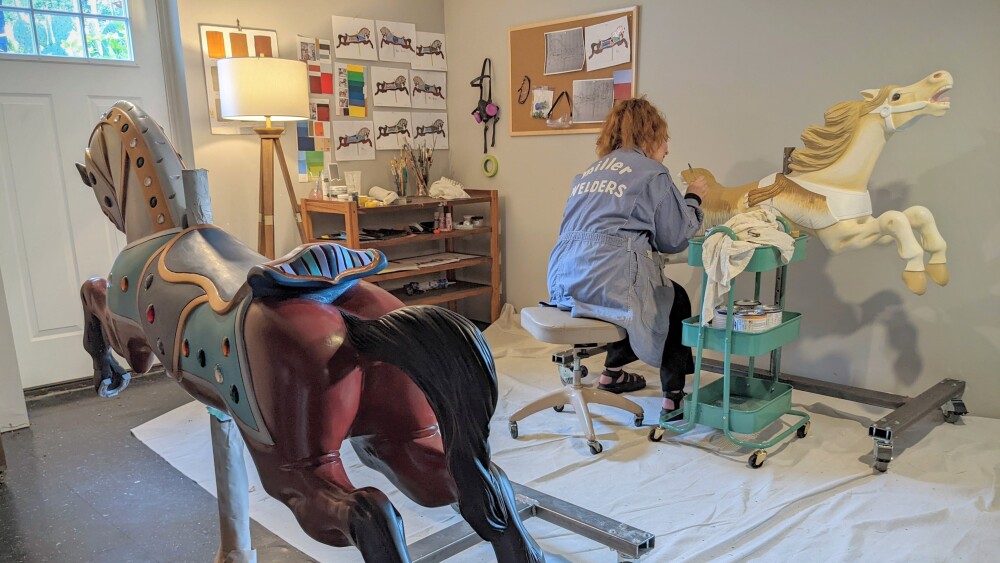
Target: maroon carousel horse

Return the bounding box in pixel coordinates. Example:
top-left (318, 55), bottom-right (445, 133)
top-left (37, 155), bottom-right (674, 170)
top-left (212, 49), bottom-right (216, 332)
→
top-left (76, 101), bottom-right (543, 562)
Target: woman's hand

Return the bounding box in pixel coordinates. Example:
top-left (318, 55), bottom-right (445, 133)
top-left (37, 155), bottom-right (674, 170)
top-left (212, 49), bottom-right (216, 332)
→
top-left (686, 175), bottom-right (709, 200)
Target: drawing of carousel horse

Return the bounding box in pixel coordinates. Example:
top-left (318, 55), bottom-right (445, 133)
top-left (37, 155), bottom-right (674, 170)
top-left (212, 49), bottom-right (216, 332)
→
top-left (337, 127), bottom-right (372, 149)
top-left (375, 75), bottom-right (409, 96)
top-left (75, 101), bottom-right (544, 563)
top-left (412, 76), bottom-right (445, 99)
top-left (379, 26), bottom-right (414, 51)
top-left (416, 119), bottom-right (446, 139)
top-left (337, 27), bottom-right (373, 49)
top-left (588, 26), bottom-right (628, 58)
top-left (680, 70), bottom-right (953, 295)
top-left (377, 118), bottom-right (410, 140)
top-left (415, 39), bottom-right (444, 59)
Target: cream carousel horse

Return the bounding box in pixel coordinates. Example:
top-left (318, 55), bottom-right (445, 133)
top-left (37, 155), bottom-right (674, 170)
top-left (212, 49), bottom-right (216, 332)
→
top-left (682, 70), bottom-right (953, 294)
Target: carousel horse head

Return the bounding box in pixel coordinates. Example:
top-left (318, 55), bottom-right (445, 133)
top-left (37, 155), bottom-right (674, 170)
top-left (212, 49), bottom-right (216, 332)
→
top-left (75, 101), bottom-right (187, 242)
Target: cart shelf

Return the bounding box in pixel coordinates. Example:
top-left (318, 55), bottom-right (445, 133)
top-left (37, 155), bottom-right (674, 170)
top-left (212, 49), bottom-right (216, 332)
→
top-left (681, 312), bottom-right (802, 356)
top-left (687, 234), bottom-right (808, 271)
top-left (687, 376), bottom-right (794, 435)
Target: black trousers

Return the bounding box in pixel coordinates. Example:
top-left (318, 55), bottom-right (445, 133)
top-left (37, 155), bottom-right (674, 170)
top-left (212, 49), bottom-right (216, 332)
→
top-left (604, 281), bottom-right (695, 395)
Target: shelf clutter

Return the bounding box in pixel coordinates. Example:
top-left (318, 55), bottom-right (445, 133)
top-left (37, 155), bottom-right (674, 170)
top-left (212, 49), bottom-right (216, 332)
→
top-left (300, 189), bottom-right (501, 321)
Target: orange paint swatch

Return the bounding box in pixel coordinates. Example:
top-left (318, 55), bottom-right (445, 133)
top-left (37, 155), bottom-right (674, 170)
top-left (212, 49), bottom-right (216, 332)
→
top-left (229, 33), bottom-right (248, 57)
top-left (205, 31), bottom-right (225, 59)
top-left (254, 35), bottom-right (273, 57)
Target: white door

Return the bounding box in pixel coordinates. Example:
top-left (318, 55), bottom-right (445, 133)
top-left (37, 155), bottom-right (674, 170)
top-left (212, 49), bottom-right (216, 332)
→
top-left (0, 0), bottom-right (172, 390)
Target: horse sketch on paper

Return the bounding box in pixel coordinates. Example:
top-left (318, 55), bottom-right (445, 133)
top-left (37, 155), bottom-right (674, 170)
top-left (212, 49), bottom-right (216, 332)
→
top-left (682, 70), bottom-right (953, 295)
top-left (75, 101), bottom-right (543, 563)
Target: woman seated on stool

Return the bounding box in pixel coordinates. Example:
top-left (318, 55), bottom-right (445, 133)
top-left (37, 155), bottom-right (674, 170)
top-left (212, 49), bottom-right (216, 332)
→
top-left (546, 97), bottom-right (708, 422)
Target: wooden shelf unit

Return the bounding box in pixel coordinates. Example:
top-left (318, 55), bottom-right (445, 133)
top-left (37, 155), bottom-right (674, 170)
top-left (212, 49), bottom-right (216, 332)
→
top-left (301, 189), bottom-right (501, 322)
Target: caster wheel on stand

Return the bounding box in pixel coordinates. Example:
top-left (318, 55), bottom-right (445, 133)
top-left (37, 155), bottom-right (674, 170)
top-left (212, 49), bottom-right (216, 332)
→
top-left (796, 421), bottom-right (810, 438)
top-left (748, 449), bottom-right (767, 469)
top-left (648, 427), bottom-right (665, 442)
top-left (508, 421), bottom-right (518, 439)
top-left (588, 441), bottom-right (603, 455)
top-left (633, 414), bottom-right (644, 427)
top-left (553, 405), bottom-right (565, 412)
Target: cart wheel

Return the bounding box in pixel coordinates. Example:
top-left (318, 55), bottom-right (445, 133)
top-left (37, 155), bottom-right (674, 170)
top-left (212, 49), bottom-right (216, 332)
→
top-left (633, 414), bottom-right (644, 427)
top-left (553, 405), bottom-right (565, 413)
top-left (580, 365), bottom-right (589, 378)
top-left (588, 441), bottom-right (603, 455)
top-left (873, 442), bottom-right (892, 473)
top-left (508, 421), bottom-right (518, 439)
top-left (748, 450), bottom-right (767, 469)
top-left (648, 427), bottom-right (665, 442)
top-left (943, 411), bottom-right (961, 424)
top-left (796, 421), bottom-right (810, 439)
top-left (873, 459), bottom-right (889, 473)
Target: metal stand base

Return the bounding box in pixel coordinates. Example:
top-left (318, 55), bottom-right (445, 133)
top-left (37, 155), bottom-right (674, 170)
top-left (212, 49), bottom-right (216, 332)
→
top-left (408, 483), bottom-right (656, 562)
top-left (508, 345), bottom-right (644, 455)
top-left (700, 358), bottom-right (967, 473)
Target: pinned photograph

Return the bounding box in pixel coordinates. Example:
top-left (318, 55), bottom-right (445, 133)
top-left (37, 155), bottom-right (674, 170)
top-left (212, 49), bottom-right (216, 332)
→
top-left (371, 65), bottom-right (412, 108)
top-left (543, 27), bottom-right (585, 75)
top-left (375, 20), bottom-right (416, 63)
top-left (410, 70), bottom-right (447, 110)
top-left (332, 16), bottom-right (378, 61)
top-left (584, 16), bottom-right (631, 71)
top-left (412, 112), bottom-right (449, 149)
top-left (411, 31), bottom-right (447, 71)
top-left (373, 111), bottom-right (413, 150)
top-left (331, 120), bottom-right (376, 161)
top-left (573, 78), bottom-right (614, 123)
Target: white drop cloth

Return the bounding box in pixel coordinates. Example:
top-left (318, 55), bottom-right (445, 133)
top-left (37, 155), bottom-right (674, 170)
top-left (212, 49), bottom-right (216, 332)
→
top-left (133, 306), bottom-right (1000, 562)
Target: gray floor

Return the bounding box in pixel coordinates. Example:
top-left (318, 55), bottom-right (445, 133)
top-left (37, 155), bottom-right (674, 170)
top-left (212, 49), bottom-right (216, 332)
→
top-left (0, 375), bottom-right (314, 563)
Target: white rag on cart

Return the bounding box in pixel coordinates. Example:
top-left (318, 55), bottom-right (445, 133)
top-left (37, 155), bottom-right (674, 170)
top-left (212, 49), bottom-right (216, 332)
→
top-left (700, 209), bottom-right (796, 325)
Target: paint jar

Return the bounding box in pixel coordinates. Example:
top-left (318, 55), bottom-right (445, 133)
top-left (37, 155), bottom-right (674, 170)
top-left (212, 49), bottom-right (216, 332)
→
top-left (712, 306), bottom-right (730, 327)
top-left (733, 311), bottom-right (769, 333)
top-left (762, 305), bottom-right (783, 328)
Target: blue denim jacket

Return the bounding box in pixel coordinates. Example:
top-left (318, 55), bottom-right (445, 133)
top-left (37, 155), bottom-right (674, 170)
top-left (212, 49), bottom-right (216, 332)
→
top-left (547, 148), bottom-right (703, 367)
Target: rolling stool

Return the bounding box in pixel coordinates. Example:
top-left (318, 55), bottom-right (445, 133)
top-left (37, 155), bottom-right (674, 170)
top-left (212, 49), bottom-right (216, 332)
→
top-left (510, 307), bottom-right (645, 455)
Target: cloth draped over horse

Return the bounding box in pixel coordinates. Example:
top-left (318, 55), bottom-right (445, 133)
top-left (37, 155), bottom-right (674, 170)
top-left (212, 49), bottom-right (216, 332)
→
top-left (681, 70), bottom-right (953, 295)
top-left (75, 101), bottom-right (544, 563)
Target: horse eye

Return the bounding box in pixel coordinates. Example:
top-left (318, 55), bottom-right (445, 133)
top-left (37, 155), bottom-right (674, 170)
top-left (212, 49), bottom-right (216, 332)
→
top-left (891, 93), bottom-right (901, 101)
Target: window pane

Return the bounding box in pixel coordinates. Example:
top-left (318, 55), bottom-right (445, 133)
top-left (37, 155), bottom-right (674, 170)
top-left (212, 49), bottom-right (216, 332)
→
top-left (0, 9), bottom-right (35, 53)
top-left (1, 1), bottom-right (31, 8)
top-left (84, 16), bottom-right (128, 60)
top-left (81, 0), bottom-right (125, 17)
top-left (31, 0), bottom-right (79, 12)
top-left (34, 12), bottom-right (84, 57)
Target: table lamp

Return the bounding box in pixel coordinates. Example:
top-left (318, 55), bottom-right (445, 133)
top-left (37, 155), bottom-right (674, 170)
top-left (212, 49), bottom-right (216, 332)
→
top-left (218, 57), bottom-right (309, 258)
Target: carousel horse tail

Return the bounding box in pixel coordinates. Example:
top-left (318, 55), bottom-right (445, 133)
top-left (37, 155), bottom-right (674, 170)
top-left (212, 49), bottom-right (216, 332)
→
top-left (342, 305), bottom-right (545, 563)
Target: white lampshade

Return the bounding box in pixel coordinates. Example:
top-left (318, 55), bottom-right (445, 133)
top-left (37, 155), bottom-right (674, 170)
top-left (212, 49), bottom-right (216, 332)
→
top-left (217, 57), bottom-right (309, 122)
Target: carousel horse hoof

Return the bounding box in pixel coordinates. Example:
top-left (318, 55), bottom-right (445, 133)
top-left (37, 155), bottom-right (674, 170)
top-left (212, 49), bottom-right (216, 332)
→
top-left (902, 270), bottom-right (927, 295)
top-left (926, 263), bottom-right (949, 286)
top-left (98, 372), bottom-right (131, 398)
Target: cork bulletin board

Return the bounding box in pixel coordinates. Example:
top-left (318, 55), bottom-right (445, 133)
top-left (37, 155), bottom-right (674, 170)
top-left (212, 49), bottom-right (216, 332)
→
top-left (508, 6), bottom-right (638, 136)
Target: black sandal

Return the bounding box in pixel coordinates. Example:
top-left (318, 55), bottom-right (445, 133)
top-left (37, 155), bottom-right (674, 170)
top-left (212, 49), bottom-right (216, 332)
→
top-left (659, 391), bottom-right (686, 423)
top-left (598, 369), bottom-right (646, 394)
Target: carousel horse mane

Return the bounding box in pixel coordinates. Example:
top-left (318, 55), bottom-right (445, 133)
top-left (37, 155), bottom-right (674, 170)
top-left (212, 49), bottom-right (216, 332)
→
top-left (790, 85), bottom-right (896, 172)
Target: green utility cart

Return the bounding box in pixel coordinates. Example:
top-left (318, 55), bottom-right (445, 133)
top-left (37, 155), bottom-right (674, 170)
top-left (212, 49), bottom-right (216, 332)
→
top-left (649, 218), bottom-right (810, 468)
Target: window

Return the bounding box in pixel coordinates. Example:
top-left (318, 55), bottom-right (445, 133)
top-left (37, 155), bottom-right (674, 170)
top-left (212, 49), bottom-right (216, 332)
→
top-left (0, 0), bottom-right (132, 61)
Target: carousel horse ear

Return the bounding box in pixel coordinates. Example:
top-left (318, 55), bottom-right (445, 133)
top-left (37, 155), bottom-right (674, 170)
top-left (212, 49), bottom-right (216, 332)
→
top-left (75, 162), bottom-right (92, 187)
top-left (860, 88), bottom-right (880, 101)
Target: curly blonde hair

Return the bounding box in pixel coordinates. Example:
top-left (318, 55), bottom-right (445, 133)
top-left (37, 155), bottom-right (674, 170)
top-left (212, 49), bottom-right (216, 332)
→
top-left (596, 97), bottom-right (668, 158)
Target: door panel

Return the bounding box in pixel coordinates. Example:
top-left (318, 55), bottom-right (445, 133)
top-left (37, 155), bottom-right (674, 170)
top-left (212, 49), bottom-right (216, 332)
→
top-left (0, 0), bottom-right (169, 389)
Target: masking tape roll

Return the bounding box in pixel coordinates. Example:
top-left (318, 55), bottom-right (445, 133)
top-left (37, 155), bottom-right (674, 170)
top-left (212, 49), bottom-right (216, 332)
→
top-left (482, 155), bottom-right (499, 177)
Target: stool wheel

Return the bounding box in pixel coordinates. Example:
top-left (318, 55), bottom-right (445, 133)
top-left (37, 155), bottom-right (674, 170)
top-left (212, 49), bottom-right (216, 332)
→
top-left (553, 405), bottom-right (565, 413)
top-left (588, 441), bottom-right (603, 455)
top-left (633, 414), bottom-right (644, 427)
top-left (579, 365), bottom-right (588, 377)
top-left (508, 421), bottom-right (519, 439)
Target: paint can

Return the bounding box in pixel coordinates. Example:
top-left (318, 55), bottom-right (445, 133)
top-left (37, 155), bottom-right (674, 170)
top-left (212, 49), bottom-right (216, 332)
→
top-left (762, 305), bottom-right (783, 328)
top-left (733, 311), bottom-right (768, 333)
top-left (734, 299), bottom-right (763, 313)
top-left (711, 305), bottom-right (729, 327)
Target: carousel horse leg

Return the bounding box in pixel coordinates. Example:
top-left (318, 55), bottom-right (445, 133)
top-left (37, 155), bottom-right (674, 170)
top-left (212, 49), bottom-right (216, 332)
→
top-left (817, 211), bottom-right (927, 295)
top-left (80, 278), bottom-right (131, 397)
top-left (902, 205), bottom-right (949, 286)
top-left (208, 408), bottom-right (256, 563)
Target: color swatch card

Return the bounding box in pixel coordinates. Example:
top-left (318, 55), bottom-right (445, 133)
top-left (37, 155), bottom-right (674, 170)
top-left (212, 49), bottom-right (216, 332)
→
top-left (198, 24), bottom-right (278, 135)
top-left (335, 63), bottom-right (367, 117)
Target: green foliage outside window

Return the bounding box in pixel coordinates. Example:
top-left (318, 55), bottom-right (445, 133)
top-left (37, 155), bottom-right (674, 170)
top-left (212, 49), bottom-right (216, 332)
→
top-left (0, 0), bottom-right (130, 60)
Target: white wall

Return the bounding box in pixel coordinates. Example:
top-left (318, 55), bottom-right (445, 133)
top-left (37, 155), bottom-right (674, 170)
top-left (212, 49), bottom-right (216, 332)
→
top-left (176, 0), bottom-right (449, 256)
top-left (0, 271), bottom-right (28, 432)
top-left (444, 1), bottom-right (1000, 416)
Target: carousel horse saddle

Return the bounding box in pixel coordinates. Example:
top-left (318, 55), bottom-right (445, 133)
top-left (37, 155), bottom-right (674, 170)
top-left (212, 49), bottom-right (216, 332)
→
top-left (248, 243), bottom-right (387, 301)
